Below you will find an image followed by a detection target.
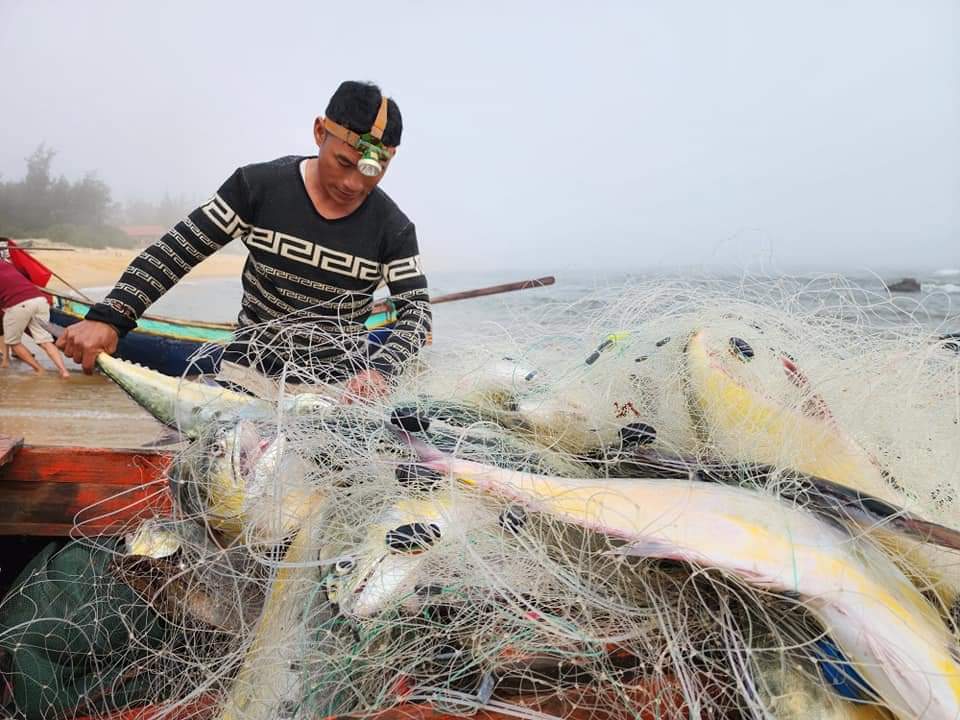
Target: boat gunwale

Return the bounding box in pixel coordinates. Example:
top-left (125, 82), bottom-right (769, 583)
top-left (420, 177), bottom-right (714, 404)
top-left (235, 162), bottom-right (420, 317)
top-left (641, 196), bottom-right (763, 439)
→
top-left (51, 291), bottom-right (237, 331)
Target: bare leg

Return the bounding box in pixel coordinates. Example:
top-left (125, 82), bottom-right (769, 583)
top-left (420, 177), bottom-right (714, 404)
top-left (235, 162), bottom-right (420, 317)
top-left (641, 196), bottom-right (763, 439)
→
top-left (38, 342), bottom-right (70, 378)
top-left (10, 343), bottom-right (43, 373)
top-left (0, 341), bottom-right (8, 368)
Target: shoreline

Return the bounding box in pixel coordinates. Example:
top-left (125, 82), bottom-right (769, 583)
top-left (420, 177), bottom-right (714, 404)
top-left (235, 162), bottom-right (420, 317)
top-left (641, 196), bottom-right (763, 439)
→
top-left (21, 243), bottom-right (247, 292)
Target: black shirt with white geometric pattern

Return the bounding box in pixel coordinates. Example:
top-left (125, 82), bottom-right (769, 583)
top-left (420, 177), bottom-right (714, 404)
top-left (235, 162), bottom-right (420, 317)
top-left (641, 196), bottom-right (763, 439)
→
top-left (87, 156), bottom-right (431, 380)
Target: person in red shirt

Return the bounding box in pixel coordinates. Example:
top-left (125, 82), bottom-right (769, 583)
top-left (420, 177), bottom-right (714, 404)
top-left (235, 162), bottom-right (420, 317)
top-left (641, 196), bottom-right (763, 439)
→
top-left (0, 256), bottom-right (70, 377)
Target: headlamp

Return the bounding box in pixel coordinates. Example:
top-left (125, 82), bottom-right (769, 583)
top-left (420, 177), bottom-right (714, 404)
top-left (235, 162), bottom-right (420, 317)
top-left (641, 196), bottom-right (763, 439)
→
top-left (356, 136), bottom-right (391, 177)
top-left (323, 95), bottom-right (394, 178)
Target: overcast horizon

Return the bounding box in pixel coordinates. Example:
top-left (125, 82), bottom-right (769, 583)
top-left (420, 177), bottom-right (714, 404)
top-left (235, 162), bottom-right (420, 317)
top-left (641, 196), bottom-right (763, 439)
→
top-left (1, 1), bottom-right (957, 274)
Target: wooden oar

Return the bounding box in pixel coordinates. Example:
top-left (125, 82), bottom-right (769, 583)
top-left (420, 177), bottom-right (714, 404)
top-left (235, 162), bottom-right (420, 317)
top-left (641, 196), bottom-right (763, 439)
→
top-left (10, 246), bottom-right (77, 252)
top-left (431, 275), bottom-right (555, 304)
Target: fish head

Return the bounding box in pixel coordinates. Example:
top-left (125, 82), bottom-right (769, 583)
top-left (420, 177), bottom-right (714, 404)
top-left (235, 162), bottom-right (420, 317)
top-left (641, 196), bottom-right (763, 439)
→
top-left (204, 420), bottom-right (315, 539)
top-left (207, 420), bottom-right (272, 487)
top-left (96, 353), bottom-right (271, 437)
top-left (684, 322), bottom-right (801, 405)
top-left (125, 518), bottom-right (183, 559)
top-left (326, 494), bottom-right (463, 618)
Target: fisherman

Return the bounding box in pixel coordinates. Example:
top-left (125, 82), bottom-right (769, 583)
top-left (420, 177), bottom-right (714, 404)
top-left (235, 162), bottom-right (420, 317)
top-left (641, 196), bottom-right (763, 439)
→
top-left (57, 81), bottom-right (431, 401)
top-left (0, 252), bottom-right (71, 377)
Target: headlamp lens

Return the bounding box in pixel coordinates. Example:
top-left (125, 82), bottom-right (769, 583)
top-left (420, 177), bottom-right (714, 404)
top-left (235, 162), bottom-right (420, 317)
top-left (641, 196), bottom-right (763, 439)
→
top-left (357, 154), bottom-right (382, 177)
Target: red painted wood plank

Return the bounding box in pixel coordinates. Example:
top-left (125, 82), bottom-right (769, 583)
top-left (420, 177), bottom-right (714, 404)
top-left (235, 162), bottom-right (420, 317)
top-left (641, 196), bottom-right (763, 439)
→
top-left (2, 445), bottom-right (172, 485)
top-left (0, 435), bottom-right (23, 468)
top-left (0, 479), bottom-right (172, 535)
top-left (0, 445), bottom-right (174, 535)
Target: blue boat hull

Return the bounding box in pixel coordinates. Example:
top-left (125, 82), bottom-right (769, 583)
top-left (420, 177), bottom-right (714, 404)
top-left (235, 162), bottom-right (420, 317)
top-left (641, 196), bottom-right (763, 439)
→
top-left (50, 307), bottom-right (223, 376)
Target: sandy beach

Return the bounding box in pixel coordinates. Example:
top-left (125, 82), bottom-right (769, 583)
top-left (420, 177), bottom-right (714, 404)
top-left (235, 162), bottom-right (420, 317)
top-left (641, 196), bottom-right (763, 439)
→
top-left (20, 242), bottom-right (247, 292)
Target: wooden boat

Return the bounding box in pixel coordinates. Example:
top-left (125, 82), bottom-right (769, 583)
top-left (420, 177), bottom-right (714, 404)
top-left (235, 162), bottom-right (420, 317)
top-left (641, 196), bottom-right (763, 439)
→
top-left (0, 438), bottom-right (172, 537)
top-left (46, 276), bottom-right (556, 375)
top-left (50, 292), bottom-right (398, 375)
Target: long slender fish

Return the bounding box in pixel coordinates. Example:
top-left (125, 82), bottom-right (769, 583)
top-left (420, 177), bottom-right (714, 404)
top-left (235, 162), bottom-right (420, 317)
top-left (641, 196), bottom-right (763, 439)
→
top-left (96, 353), bottom-right (332, 437)
top-left (219, 499), bottom-right (326, 720)
top-left (400, 431), bottom-right (960, 720)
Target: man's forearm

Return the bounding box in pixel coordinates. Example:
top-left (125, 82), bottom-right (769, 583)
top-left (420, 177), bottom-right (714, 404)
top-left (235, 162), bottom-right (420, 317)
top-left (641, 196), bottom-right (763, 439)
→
top-left (369, 289), bottom-right (432, 377)
top-left (86, 213), bottom-right (232, 335)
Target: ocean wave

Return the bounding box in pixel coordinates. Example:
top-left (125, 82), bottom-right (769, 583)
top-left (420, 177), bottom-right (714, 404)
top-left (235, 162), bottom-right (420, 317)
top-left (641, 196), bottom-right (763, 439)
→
top-left (933, 268), bottom-right (960, 277)
top-left (924, 282), bottom-right (960, 294)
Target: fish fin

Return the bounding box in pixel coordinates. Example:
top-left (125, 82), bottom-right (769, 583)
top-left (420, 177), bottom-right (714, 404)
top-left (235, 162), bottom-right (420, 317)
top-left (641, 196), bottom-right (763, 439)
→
top-left (388, 424), bottom-right (446, 463)
top-left (860, 631), bottom-right (942, 718)
top-left (792, 472), bottom-right (960, 552)
top-left (612, 539), bottom-right (706, 565)
top-left (812, 638), bottom-right (875, 701)
top-left (891, 517), bottom-right (960, 553)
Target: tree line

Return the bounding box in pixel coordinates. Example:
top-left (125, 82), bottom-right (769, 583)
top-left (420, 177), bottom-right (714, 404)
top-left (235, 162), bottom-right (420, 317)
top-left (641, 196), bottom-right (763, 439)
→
top-left (0, 145), bottom-right (191, 248)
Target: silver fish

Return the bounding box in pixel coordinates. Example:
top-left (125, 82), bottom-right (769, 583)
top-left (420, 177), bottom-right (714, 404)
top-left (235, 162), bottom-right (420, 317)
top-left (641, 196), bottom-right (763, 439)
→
top-left (96, 353), bottom-right (333, 438)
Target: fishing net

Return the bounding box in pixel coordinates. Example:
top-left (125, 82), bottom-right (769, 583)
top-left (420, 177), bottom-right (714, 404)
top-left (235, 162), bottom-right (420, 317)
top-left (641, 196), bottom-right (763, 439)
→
top-left (1, 274), bottom-right (959, 720)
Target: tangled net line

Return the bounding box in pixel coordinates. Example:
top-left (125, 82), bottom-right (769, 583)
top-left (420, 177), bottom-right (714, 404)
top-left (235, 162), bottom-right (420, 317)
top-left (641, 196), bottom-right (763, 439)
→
top-left (1, 274), bottom-right (959, 720)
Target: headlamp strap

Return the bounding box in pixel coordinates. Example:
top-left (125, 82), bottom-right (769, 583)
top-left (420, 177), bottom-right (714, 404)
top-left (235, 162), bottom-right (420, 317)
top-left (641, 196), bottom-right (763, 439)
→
top-left (370, 96), bottom-right (389, 141)
top-left (322, 118), bottom-right (357, 145)
top-left (322, 95), bottom-right (391, 151)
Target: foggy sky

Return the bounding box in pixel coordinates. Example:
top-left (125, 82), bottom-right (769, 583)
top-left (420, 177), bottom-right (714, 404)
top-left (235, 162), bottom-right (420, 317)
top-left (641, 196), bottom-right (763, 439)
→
top-left (1, 0), bottom-right (957, 273)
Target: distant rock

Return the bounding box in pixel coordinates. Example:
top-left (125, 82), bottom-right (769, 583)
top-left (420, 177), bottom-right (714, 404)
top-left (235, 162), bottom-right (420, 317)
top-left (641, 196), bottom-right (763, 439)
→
top-left (886, 277), bottom-right (921, 293)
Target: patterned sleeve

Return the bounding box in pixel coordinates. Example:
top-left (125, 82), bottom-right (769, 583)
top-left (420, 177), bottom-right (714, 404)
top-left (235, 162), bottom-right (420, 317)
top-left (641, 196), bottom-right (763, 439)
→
top-left (85, 169), bottom-right (254, 336)
top-left (369, 222), bottom-right (432, 377)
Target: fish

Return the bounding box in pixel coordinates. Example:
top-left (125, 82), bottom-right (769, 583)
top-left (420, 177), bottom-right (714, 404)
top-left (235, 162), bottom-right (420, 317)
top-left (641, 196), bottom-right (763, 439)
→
top-left (608, 449), bottom-right (960, 553)
top-left (112, 553), bottom-right (260, 634)
top-left (202, 420), bottom-right (316, 541)
top-left (682, 329), bottom-right (960, 606)
top-left (324, 486), bottom-right (510, 618)
top-left (480, 328), bottom-right (705, 455)
top-left (399, 432), bottom-right (960, 720)
top-left (681, 329), bottom-right (900, 505)
top-left (96, 352), bottom-right (333, 438)
top-left (219, 498), bottom-right (326, 720)
top-left (395, 406), bottom-right (600, 478)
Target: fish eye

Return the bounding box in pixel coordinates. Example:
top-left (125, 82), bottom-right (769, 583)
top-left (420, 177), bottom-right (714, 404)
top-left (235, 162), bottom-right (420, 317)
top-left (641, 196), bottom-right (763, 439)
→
top-left (728, 337), bottom-right (754, 361)
top-left (386, 522), bottom-right (442, 553)
top-left (335, 558), bottom-right (355, 574)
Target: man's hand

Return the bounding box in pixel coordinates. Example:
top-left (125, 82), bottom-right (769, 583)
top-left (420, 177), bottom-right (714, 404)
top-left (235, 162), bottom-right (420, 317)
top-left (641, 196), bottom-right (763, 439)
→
top-left (341, 369), bottom-right (389, 404)
top-left (56, 320), bottom-right (119, 374)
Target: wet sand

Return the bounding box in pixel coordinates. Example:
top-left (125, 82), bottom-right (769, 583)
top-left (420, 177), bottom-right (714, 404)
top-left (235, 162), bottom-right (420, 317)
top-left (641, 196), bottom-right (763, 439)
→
top-left (0, 370), bottom-right (166, 447)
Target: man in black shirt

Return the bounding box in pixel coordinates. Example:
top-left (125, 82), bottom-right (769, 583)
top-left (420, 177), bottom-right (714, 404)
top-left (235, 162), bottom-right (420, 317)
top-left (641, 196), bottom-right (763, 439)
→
top-left (58, 81), bottom-right (431, 400)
